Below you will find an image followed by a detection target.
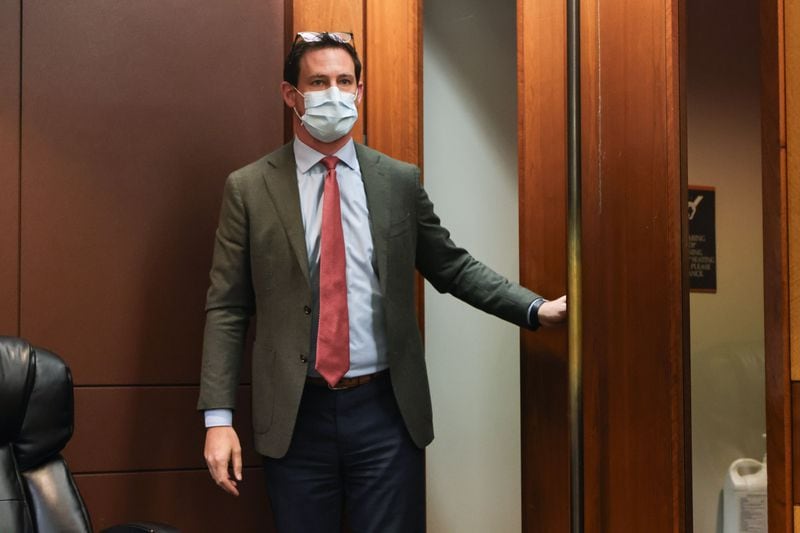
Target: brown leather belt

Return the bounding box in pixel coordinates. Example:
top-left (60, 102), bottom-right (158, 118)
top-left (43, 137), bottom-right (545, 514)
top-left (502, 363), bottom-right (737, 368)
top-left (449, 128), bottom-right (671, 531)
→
top-left (306, 369), bottom-right (389, 390)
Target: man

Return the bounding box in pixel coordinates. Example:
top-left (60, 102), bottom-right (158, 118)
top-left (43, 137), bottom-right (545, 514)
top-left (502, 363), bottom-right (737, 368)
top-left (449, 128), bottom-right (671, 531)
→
top-left (198, 32), bottom-right (567, 532)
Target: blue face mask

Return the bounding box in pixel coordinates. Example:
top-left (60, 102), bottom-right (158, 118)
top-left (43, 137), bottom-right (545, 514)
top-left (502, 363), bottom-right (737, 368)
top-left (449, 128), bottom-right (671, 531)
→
top-left (293, 86), bottom-right (359, 143)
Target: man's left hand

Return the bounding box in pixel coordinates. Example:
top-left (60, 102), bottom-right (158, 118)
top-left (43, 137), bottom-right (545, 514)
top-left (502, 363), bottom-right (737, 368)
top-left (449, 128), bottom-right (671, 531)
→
top-left (538, 295), bottom-right (567, 327)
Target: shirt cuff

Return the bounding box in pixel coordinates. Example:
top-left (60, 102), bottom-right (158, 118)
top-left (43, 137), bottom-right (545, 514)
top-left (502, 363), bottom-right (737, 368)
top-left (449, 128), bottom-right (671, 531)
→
top-left (204, 408), bottom-right (233, 428)
top-left (527, 297), bottom-right (547, 330)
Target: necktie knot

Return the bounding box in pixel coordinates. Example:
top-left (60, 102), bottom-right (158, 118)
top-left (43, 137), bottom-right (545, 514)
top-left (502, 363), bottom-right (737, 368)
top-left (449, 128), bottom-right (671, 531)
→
top-left (322, 156), bottom-right (339, 172)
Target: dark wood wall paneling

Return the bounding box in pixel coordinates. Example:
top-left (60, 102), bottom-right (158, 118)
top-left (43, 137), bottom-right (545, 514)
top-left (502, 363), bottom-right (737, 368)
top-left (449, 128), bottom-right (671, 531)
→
top-left (517, 0), bottom-right (570, 530)
top-left (19, 1), bottom-right (285, 530)
top-left (76, 470), bottom-right (270, 532)
top-left (0, 1), bottom-right (20, 336)
top-left (65, 387), bottom-right (260, 473)
top-left (579, 0), bottom-right (688, 531)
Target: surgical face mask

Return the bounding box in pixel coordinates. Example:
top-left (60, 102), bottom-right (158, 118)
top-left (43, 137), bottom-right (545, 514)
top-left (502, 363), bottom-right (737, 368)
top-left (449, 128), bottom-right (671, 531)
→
top-left (293, 86), bottom-right (359, 143)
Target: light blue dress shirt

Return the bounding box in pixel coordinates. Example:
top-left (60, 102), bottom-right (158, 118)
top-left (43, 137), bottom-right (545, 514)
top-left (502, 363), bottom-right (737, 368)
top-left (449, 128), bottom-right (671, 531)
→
top-left (205, 137), bottom-right (388, 428)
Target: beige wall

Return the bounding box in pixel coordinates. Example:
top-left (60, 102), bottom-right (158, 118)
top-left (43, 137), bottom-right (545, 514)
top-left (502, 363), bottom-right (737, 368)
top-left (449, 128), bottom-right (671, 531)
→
top-left (687, 1), bottom-right (766, 532)
top-left (423, 0), bottom-right (521, 531)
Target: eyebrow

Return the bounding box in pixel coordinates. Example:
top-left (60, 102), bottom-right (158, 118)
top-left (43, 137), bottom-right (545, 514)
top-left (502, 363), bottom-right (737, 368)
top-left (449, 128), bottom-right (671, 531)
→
top-left (305, 73), bottom-right (355, 80)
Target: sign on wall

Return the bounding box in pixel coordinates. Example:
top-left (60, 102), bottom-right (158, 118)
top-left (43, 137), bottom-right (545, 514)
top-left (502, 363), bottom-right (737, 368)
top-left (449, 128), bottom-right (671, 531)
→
top-left (688, 185), bottom-right (717, 292)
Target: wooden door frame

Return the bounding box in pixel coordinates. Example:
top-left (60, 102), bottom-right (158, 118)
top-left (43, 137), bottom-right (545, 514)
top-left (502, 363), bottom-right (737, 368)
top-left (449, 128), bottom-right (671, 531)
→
top-left (761, 0), bottom-right (794, 530)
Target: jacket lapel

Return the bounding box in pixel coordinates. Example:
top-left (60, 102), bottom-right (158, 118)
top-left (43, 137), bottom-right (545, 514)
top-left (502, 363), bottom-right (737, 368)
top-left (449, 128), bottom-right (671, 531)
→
top-left (262, 143), bottom-right (311, 286)
top-left (356, 144), bottom-right (390, 294)
top-left (260, 142), bottom-right (391, 290)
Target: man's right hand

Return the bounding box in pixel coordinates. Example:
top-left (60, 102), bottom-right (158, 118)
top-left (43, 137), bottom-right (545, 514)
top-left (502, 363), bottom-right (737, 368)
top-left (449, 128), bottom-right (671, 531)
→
top-left (204, 426), bottom-right (243, 496)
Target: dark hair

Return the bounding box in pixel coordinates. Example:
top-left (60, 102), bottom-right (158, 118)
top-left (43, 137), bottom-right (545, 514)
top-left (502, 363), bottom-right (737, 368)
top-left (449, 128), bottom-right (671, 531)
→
top-left (283, 34), bottom-right (362, 87)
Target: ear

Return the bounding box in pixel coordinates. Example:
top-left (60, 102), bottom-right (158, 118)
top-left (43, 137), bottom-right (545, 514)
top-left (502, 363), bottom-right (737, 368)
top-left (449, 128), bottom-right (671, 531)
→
top-left (356, 82), bottom-right (364, 105)
top-left (281, 81), bottom-right (299, 109)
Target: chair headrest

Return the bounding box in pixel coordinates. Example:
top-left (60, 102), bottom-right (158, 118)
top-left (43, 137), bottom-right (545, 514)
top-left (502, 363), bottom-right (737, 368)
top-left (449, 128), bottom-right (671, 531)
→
top-left (0, 337), bottom-right (74, 471)
top-left (0, 338), bottom-right (35, 444)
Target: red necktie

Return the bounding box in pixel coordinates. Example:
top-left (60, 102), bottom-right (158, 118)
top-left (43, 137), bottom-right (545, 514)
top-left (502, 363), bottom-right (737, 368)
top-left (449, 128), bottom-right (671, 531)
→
top-left (316, 156), bottom-right (350, 387)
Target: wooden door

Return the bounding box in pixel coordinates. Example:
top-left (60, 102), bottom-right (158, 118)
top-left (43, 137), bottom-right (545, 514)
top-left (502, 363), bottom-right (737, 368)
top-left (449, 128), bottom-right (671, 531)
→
top-left (518, 0), bottom-right (690, 531)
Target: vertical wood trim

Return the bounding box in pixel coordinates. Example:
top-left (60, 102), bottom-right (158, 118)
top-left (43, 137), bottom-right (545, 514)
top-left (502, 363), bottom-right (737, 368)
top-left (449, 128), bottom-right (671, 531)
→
top-left (793, 383), bottom-right (800, 503)
top-left (517, 0), bottom-right (570, 530)
top-left (795, 505), bottom-right (800, 533)
top-left (289, 0), bottom-right (364, 143)
top-left (579, 0), bottom-right (687, 531)
top-left (787, 0), bottom-right (799, 381)
top-left (675, 0), bottom-right (693, 524)
top-left (364, 0), bottom-right (424, 332)
top-left (364, 0), bottom-right (421, 165)
top-left (761, 0), bottom-right (792, 528)
top-left (0, 0), bottom-right (20, 335)
top-left (672, 0), bottom-right (692, 527)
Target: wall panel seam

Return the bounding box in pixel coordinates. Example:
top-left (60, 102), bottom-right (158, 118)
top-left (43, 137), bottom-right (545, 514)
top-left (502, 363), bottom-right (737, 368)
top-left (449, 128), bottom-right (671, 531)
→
top-left (72, 465), bottom-right (264, 477)
top-left (16, 0), bottom-right (23, 337)
top-left (73, 383), bottom-right (249, 389)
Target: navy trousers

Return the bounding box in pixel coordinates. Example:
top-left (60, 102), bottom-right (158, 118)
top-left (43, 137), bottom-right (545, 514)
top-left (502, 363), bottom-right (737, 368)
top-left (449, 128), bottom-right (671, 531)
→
top-left (263, 373), bottom-right (425, 533)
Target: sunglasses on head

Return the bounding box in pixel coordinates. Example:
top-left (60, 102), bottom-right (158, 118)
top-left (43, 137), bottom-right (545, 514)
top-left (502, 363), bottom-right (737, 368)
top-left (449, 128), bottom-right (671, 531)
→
top-left (293, 31), bottom-right (354, 47)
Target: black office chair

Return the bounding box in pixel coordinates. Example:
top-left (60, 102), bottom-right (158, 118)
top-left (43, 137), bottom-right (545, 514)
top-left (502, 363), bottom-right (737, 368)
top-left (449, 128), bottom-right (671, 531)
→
top-left (0, 336), bottom-right (178, 533)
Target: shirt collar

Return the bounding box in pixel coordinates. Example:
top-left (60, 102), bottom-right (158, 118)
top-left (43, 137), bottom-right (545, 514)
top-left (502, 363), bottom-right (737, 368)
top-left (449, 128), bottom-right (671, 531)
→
top-left (293, 136), bottom-right (360, 174)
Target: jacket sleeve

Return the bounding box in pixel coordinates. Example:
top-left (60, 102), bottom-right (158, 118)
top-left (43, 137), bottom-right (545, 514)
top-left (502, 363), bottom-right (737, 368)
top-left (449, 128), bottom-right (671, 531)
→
top-left (413, 173), bottom-right (541, 329)
top-left (197, 173), bottom-right (255, 411)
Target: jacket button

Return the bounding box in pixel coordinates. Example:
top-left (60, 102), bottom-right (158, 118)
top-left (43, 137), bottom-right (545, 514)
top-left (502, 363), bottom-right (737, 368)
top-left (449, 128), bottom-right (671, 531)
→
top-left (303, 305), bottom-right (311, 315)
top-left (299, 354), bottom-right (308, 363)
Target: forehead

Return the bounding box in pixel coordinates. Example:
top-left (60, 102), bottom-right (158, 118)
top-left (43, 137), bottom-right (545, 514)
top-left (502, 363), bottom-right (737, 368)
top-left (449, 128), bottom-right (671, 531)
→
top-left (298, 47), bottom-right (356, 79)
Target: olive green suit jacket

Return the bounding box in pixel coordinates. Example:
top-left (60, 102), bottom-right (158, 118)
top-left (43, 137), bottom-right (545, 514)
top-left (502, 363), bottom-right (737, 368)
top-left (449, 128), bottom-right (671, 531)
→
top-left (197, 141), bottom-right (540, 458)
